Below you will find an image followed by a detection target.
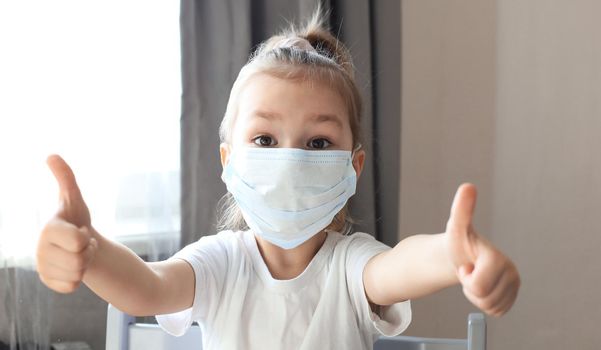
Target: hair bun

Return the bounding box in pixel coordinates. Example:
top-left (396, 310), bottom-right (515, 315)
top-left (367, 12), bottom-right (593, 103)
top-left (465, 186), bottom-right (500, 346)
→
top-left (260, 6), bottom-right (355, 78)
top-left (271, 36), bottom-right (317, 52)
top-left (299, 9), bottom-right (355, 78)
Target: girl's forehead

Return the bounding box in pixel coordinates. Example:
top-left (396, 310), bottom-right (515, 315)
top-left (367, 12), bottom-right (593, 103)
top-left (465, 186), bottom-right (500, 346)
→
top-left (238, 73), bottom-right (349, 120)
top-left (228, 72), bottom-right (355, 150)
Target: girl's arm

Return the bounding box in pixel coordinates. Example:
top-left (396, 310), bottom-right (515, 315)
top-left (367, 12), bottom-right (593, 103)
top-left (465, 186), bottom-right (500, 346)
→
top-left (363, 184), bottom-right (520, 317)
top-left (82, 227), bottom-right (195, 317)
top-left (37, 155), bottom-right (195, 317)
top-left (363, 233), bottom-right (457, 304)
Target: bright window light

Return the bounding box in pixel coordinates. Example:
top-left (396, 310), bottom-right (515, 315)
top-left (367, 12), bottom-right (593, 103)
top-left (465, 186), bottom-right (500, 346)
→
top-left (0, 1), bottom-right (181, 260)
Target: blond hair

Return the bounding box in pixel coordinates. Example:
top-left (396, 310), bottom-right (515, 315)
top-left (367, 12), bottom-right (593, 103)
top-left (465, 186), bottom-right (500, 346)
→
top-left (217, 6), bottom-right (363, 235)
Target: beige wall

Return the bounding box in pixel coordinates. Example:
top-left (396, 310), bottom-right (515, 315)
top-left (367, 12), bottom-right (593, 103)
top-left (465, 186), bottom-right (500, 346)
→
top-left (399, 0), bottom-right (497, 340)
top-left (400, 1), bottom-right (601, 349)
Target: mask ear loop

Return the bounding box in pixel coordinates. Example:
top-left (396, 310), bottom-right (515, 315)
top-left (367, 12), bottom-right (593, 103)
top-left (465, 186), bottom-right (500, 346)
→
top-left (326, 144), bottom-right (361, 236)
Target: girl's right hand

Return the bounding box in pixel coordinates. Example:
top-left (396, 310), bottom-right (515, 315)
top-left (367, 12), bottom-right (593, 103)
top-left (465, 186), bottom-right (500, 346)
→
top-left (36, 155), bottom-right (98, 293)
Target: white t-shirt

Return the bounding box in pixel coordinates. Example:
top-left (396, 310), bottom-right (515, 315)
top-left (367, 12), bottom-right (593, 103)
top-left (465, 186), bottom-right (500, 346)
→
top-left (156, 230), bottom-right (411, 350)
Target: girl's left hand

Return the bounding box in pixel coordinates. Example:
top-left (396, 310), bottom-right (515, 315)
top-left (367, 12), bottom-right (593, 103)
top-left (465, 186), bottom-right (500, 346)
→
top-left (445, 183), bottom-right (521, 317)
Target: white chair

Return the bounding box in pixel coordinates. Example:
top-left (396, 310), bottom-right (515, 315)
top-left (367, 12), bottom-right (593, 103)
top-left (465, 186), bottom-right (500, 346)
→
top-left (106, 304), bottom-right (486, 350)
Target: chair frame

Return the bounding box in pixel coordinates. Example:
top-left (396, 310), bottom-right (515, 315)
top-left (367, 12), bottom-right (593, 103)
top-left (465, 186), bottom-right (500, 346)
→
top-left (106, 305), bottom-right (486, 350)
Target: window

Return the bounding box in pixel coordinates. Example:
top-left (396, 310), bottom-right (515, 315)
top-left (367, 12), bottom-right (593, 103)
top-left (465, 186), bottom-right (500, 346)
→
top-left (0, 1), bottom-right (181, 263)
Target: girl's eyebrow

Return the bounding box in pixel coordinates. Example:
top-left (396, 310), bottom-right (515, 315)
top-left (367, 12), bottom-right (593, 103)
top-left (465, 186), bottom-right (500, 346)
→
top-left (310, 114), bottom-right (343, 130)
top-left (251, 110), bottom-right (343, 130)
top-left (251, 110), bottom-right (281, 121)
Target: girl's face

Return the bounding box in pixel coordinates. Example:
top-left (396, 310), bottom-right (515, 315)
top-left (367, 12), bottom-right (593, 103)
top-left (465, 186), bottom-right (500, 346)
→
top-left (220, 73), bottom-right (365, 176)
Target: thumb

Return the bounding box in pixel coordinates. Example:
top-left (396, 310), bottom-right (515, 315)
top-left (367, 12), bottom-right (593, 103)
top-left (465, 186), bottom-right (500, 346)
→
top-left (446, 183), bottom-right (477, 235)
top-left (446, 183), bottom-right (478, 267)
top-left (46, 154), bottom-right (84, 202)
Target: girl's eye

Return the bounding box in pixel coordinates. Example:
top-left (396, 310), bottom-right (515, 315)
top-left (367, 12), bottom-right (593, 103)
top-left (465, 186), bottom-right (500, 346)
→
top-left (308, 138), bottom-right (331, 149)
top-left (253, 135), bottom-right (276, 147)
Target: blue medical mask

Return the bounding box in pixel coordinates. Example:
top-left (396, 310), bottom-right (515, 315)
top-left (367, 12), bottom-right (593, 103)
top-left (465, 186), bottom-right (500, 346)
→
top-left (221, 145), bottom-right (360, 249)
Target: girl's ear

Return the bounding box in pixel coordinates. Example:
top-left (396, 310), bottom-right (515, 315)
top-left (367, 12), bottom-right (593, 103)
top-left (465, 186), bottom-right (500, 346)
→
top-left (219, 143), bottom-right (231, 168)
top-left (352, 149), bottom-right (366, 179)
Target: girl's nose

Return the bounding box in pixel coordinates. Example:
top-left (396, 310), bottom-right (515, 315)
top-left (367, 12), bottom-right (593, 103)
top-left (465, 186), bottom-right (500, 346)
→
top-left (278, 137), bottom-right (305, 149)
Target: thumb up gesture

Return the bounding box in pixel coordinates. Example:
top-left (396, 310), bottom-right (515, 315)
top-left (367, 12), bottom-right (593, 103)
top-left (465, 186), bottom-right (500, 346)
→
top-left (446, 183), bottom-right (520, 317)
top-left (36, 155), bottom-right (98, 293)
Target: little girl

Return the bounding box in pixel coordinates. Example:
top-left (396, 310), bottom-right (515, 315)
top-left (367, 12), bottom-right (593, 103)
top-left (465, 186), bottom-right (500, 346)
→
top-left (36, 9), bottom-right (520, 350)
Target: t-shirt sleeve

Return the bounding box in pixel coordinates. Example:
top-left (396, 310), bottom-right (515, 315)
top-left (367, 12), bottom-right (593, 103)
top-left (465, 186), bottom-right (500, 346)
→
top-left (346, 232), bottom-right (412, 337)
top-left (155, 233), bottom-right (229, 337)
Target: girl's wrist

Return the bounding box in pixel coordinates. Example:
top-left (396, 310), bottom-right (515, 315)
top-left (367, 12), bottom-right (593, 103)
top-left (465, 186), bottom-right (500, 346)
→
top-left (439, 232), bottom-right (461, 285)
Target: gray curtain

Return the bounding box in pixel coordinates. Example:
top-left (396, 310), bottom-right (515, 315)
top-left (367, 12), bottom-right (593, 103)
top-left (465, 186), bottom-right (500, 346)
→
top-left (180, 0), bottom-right (401, 248)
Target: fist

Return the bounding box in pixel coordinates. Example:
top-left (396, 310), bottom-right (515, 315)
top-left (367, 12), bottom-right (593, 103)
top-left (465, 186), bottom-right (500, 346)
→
top-left (36, 155), bottom-right (98, 293)
top-left (446, 183), bottom-right (521, 317)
